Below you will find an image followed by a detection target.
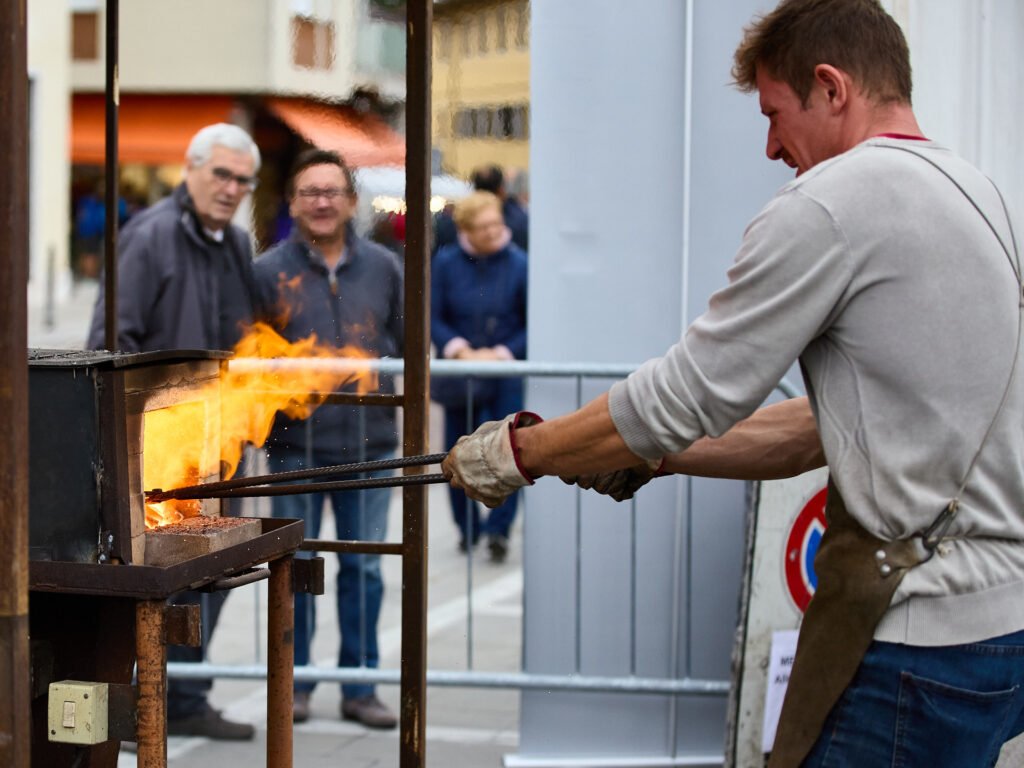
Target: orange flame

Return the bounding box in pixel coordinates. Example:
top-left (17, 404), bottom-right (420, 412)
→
top-left (143, 321), bottom-right (378, 528)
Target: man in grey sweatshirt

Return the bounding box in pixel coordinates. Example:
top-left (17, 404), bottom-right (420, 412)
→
top-left (442, 0), bottom-right (1024, 764)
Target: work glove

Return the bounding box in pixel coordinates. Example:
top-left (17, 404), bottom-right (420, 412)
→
top-left (442, 412), bottom-right (544, 509)
top-left (560, 458), bottom-right (665, 502)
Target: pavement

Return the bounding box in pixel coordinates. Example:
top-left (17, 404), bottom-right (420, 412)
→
top-left (30, 282), bottom-right (1024, 768)
top-left (28, 281), bottom-right (523, 768)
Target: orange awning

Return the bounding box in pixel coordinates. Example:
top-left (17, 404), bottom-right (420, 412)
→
top-left (267, 97), bottom-right (405, 168)
top-left (71, 94), bottom-right (236, 165)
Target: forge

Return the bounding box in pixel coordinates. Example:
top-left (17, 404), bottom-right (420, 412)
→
top-left (26, 349), bottom-right (305, 767)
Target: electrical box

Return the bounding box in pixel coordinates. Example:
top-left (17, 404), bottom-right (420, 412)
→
top-left (48, 680), bottom-right (109, 745)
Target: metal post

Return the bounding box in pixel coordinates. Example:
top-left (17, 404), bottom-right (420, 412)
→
top-left (267, 556), bottom-right (294, 768)
top-left (401, 1), bottom-right (432, 765)
top-left (103, 0), bottom-right (120, 350)
top-left (136, 599), bottom-right (168, 768)
top-left (0, 1), bottom-right (31, 765)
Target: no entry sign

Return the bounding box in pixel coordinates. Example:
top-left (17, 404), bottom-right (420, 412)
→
top-left (783, 487), bottom-right (828, 613)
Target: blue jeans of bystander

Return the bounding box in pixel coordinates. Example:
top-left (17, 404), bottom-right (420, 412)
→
top-left (268, 448), bottom-right (393, 701)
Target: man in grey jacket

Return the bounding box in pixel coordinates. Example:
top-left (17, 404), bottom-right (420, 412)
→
top-left (442, 0), bottom-right (1024, 764)
top-left (255, 149), bottom-right (403, 729)
top-left (87, 123), bottom-right (262, 741)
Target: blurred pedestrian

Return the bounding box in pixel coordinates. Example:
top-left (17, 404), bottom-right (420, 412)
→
top-left (431, 190), bottom-right (528, 562)
top-left (433, 163), bottom-right (529, 254)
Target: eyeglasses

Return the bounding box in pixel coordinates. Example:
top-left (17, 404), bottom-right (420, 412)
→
top-left (211, 166), bottom-right (258, 190)
top-left (296, 187), bottom-right (350, 201)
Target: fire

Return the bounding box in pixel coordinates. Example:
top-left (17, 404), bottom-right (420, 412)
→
top-left (143, 321), bottom-right (378, 528)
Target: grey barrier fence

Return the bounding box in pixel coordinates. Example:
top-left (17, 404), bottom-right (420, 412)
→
top-left (169, 358), bottom-right (800, 698)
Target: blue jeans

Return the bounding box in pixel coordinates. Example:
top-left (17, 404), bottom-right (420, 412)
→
top-left (167, 450), bottom-right (252, 719)
top-left (268, 448), bottom-right (392, 701)
top-left (803, 629), bottom-right (1024, 767)
top-left (443, 377), bottom-right (524, 545)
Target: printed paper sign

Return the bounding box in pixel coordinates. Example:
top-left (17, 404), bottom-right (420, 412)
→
top-left (761, 629), bottom-right (800, 753)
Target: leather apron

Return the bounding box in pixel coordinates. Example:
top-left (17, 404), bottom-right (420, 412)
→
top-left (767, 482), bottom-right (929, 768)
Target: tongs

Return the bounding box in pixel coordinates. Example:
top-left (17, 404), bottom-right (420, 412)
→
top-left (145, 452), bottom-right (449, 503)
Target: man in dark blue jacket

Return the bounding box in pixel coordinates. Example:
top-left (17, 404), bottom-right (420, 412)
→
top-left (255, 149), bottom-right (403, 729)
top-left (86, 123), bottom-right (262, 741)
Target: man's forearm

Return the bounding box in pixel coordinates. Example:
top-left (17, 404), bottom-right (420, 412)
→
top-left (514, 394), bottom-right (823, 482)
top-left (514, 393), bottom-right (641, 478)
top-left (662, 396), bottom-right (824, 480)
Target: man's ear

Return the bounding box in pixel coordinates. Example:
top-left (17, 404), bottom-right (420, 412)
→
top-left (813, 64), bottom-right (849, 113)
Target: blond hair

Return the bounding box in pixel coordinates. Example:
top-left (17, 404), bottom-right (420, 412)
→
top-left (453, 191), bottom-right (502, 231)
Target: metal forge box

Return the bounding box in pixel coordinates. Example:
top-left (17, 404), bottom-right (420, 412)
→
top-left (26, 349), bottom-right (303, 767)
top-left (28, 349), bottom-right (302, 587)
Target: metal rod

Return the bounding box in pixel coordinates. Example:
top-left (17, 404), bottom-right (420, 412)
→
top-left (402, 1), bottom-right (432, 764)
top-left (267, 556), bottom-right (294, 768)
top-left (300, 539), bottom-right (404, 556)
top-left (136, 599), bottom-right (167, 768)
top-left (154, 472), bottom-right (448, 501)
top-left (103, 0), bottom-right (119, 350)
top-left (0, 0), bottom-right (30, 762)
top-left (203, 567), bottom-right (271, 591)
top-left (167, 662), bottom-right (731, 696)
top-left (147, 452), bottom-right (447, 501)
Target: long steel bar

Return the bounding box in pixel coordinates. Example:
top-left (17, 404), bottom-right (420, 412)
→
top-left (103, 0), bottom-right (120, 350)
top-left (301, 540), bottom-right (404, 556)
top-left (167, 663), bottom-right (730, 696)
top-left (148, 452), bottom-right (447, 501)
top-left (402, 1), bottom-right (432, 765)
top-left (157, 472), bottom-right (447, 501)
top-left (136, 600), bottom-right (168, 768)
top-left (0, 1), bottom-right (30, 764)
top-left (267, 557), bottom-right (294, 768)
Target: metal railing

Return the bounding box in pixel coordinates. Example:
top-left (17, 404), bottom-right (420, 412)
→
top-left (171, 358), bottom-right (800, 700)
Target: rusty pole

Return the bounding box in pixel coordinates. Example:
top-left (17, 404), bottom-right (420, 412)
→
top-left (266, 556), bottom-right (295, 768)
top-left (400, 1), bottom-right (432, 766)
top-left (136, 600), bottom-right (168, 768)
top-left (103, 0), bottom-right (120, 350)
top-left (0, 1), bottom-right (32, 765)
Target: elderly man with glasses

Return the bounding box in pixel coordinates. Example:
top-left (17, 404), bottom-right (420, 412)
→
top-left (87, 122), bottom-right (262, 741)
top-left (87, 122), bottom-right (262, 354)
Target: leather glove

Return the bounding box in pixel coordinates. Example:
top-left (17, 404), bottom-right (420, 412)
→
top-left (560, 458), bottom-right (665, 502)
top-left (442, 412), bottom-right (543, 509)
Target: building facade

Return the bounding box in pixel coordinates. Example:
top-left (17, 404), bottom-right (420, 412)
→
top-left (432, 0), bottom-right (530, 178)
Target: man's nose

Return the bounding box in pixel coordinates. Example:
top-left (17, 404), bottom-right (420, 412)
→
top-left (766, 130), bottom-right (783, 161)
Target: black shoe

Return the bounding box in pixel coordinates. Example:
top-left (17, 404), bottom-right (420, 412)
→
top-left (293, 691), bottom-right (311, 723)
top-left (487, 535), bottom-right (509, 563)
top-left (341, 695), bottom-right (398, 729)
top-left (168, 704), bottom-right (255, 740)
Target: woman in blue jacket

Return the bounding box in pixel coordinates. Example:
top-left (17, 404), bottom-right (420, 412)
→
top-left (432, 191), bottom-right (528, 562)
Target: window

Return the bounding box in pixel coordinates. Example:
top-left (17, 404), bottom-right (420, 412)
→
top-left (453, 105), bottom-right (529, 141)
top-left (439, 21), bottom-right (453, 61)
top-left (495, 7), bottom-right (507, 52)
top-left (291, 15), bottom-right (335, 70)
top-left (477, 13), bottom-right (489, 55)
top-left (460, 22), bottom-right (471, 56)
top-left (71, 11), bottom-right (99, 61)
top-left (514, 1), bottom-right (529, 49)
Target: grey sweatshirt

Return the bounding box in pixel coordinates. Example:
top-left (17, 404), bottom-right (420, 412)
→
top-left (609, 138), bottom-right (1024, 646)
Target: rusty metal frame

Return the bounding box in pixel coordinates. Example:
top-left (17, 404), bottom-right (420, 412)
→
top-left (0, 0), bottom-right (31, 765)
top-left (399, 2), bottom-right (433, 765)
top-left (14, 0), bottom-right (434, 765)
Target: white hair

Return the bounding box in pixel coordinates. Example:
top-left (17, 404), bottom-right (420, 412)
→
top-left (185, 123), bottom-right (261, 172)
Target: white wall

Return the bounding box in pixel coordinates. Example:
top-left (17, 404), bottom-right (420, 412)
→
top-left (28, 1), bottom-right (72, 308)
top-left (890, 0), bottom-right (1024, 225)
